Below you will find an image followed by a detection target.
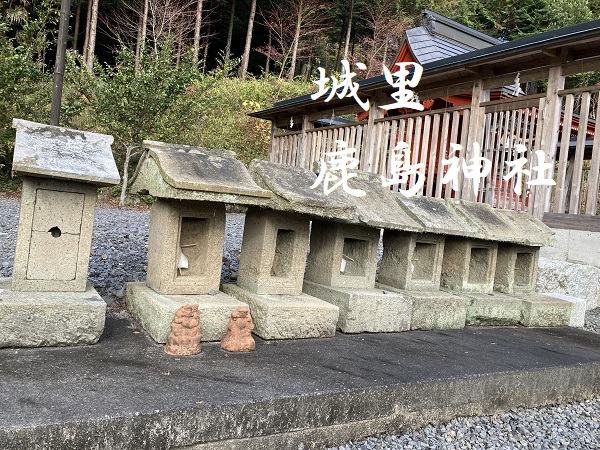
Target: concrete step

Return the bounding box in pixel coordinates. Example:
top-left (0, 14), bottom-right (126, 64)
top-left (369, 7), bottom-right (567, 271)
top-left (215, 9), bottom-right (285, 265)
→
top-left (0, 318), bottom-right (599, 449)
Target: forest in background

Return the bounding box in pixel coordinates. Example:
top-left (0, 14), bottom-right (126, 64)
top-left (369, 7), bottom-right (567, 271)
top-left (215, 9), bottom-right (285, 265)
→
top-left (1, 0), bottom-right (599, 195)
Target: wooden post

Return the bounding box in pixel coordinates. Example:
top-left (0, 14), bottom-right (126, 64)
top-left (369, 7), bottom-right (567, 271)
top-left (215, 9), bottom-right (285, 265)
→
top-left (268, 122), bottom-right (278, 163)
top-left (462, 79), bottom-right (490, 201)
top-left (363, 96), bottom-right (385, 173)
top-left (299, 114), bottom-right (313, 169)
top-left (533, 65), bottom-right (565, 218)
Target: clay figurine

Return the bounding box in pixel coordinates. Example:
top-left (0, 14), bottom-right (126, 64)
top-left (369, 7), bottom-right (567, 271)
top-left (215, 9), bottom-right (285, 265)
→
top-left (164, 304), bottom-right (201, 356)
top-left (220, 307), bottom-right (256, 352)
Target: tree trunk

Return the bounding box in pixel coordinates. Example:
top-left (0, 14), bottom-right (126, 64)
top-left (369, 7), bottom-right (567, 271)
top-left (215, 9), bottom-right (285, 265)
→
top-left (287, 0), bottom-right (303, 81)
top-left (85, 0), bottom-right (99, 71)
top-left (176, 32), bottom-right (183, 67)
top-left (225, 0), bottom-right (235, 64)
top-left (304, 51), bottom-right (312, 81)
top-left (119, 145), bottom-right (138, 207)
top-left (343, 0), bottom-right (353, 61)
top-left (239, 0), bottom-right (257, 78)
top-left (135, 0), bottom-right (149, 73)
top-left (202, 20), bottom-right (211, 73)
top-left (335, 17), bottom-right (346, 70)
top-left (265, 28), bottom-right (271, 75)
top-left (83, 0), bottom-right (92, 63)
top-left (73, 2), bottom-right (81, 51)
top-left (192, 0), bottom-right (204, 65)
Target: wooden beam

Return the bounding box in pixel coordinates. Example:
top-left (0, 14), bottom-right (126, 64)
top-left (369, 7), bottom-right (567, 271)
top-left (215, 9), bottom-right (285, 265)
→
top-left (542, 213), bottom-right (600, 232)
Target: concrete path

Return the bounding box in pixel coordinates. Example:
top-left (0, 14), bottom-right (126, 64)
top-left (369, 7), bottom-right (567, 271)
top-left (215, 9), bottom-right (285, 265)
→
top-left (1, 319), bottom-right (599, 449)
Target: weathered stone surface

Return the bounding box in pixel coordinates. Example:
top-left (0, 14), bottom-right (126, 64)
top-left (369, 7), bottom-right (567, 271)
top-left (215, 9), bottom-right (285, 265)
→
top-left (449, 201), bottom-right (548, 245)
top-left (378, 231), bottom-right (445, 291)
top-left (306, 222), bottom-right (380, 289)
top-left (462, 291), bottom-right (523, 326)
top-left (493, 245), bottom-right (539, 295)
top-left (537, 293), bottom-right (586, 328)
top-left (248, 159), bottom-right (355, 221)
top-left (536, 257), bottom-right (600, 310)
top-left (539, 229), bottom-right (570, 261)
top-left (541, 229), bottom-right (600, 269)
top-left (220, 307), bottom-right (256, 352)
top-left (146, 199), bottom-right (225, 295)
top-left (129, 142), bottom-right (271, 205)
top-left (495, 209), bottom-right (555, 247)
top-left (221, 283), bottom-right (339, 340)
top-left (0, 278), bottom-right (105, 347)
top-left (440, 238), bottom-right (498, 293)
top-left (237, 209), bottom-right (310, 295)
top-left (12, 178), bottom-right (97, 292)
top-left (520, 294), bottom-right (572, 327)
top-left (341, 171), bottom-right (422, 231)
top-left (395, 196), bottom-right (481, 238)
top-left (376, 287), bottom-right (466, 330)
top-left (126, 282), bottom-right (247, 343)
top-left (11, 118), bottom-right (120, 186)
top-left (302, 280), bottom-right (411, 333)
top-left (164, 304), bottom-right (202, 356)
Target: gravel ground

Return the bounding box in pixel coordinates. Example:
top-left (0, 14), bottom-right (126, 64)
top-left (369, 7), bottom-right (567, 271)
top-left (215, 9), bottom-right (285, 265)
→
top-left (1, 198), bottom-right (599, 449)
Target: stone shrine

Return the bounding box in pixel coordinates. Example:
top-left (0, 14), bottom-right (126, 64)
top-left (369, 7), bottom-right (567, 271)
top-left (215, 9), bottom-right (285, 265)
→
top-left (126, 141), bottom-right (272, 343)
top-left (0, 119), bottom-right (120, 347)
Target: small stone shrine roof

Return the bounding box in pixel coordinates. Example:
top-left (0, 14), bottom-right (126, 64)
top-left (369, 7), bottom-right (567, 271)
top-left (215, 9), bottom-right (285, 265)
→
top-left (249, 160), bottom-right (423, 231)
top-left (342, 171), bottom-right (422, 232)
top-left (449, 201), bottom-right (554, 247)
top-left (11, 118), bottom-right (120, 186)
top-left (395, 196), bottom-right (481, 238)
top-left (248, 159), bottom-right (355, 221)
top-left (128, 140), bottom-right (272, 204)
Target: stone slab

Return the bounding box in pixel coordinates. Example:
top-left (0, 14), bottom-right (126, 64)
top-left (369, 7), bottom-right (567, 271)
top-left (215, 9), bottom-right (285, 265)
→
top-left (1, 317), bottom-right (599, 449)
top-left (0, 278), bottom-right (105, 347)
top-left (539, 228), bottom-right (570, 260)
top-left (520, 293), bottom-right (573, 327)
top-left (341, 171), bottom-right (423, 231)
top-left (302, 280), bottom-right (411, 333)
top-left (128, 142), bottom-right (272, 204)
top-left (537, 292), bottom-right (586, 328)
top-left (495, 209), bottom-right (555, 247)
top-left (395, 196), bottom-right (481, 238)
top-left (377, 285), bottom-right (467, 331)
top-left (221, 283), bottom-right (339, 340)
top-left (11, 118), bottom-right (120, 186)
top-left (126, 282), bottom-right (247, 343)
top-left (248, 159), bottom-right (355, 221)
top-left (544, 229), bottom-right (600, 269)
top-left (461, 292), bottom-right (523, 326)
top-left (448, 200), bottom-right (546, 246)
top-left (536, 257), bottom-right (600, 310)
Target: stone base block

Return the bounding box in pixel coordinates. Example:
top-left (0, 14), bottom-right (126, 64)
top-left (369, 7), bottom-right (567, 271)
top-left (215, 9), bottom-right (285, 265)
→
top-left (0, 278), bottom-right (106, 348)
top-left (520, 294), bottom-right (573, 327)
top-left (537, 293), bottom-right (586, 328)
top-left (462, 292), bottom-right (523, 326)
top-left (126, 282), bottom-right (247, 343)
top-left (222, 283), bottom-right (339, 340)
top-left (536, 257), bottom-right (600, 310)
top-left (303, 280), bottom-right (411, 334)
top-left (377, 284), bottom-right (466, 330)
